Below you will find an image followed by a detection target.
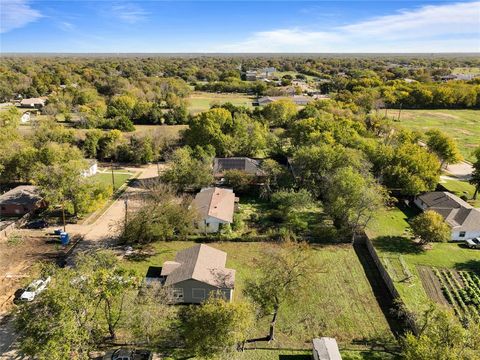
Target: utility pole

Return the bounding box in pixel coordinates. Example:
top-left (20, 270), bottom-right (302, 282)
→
top-left (111, 161), bottom-right (115, 191)
top-left (62, 202), bottom-right (66, 232)
top-left (124, 194), bottom-right (128, 230)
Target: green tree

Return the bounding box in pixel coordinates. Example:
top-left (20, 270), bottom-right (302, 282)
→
top-left (121, 184), bottom-right (197, 244)
top-left (270, 189), bottom-right (313, 233)
top-left (410, 210), bottom-right (451, 245)
top-left (324, 167), bottom-right (387, 242)
top-left (178, 297), bottom-right (254, 359)
top-left (470, 147), bottom-right (480, 199)
top-left (244, 241), bottom-right (313, 342)
top-left (426, 129), bottom-right (463, 167)
top-left (161, 147), bottom-right (214, 192)
top-left (402, 306), bottom-right (480, 360)
top-left (34, 159), bottom-right (111, 217)
top-left (261, 99), bottom-right (297, 127)
top-left (0, 106), bottom-right (21, 128)
top-left (15, 251), bottom-right (137, 359)
top-left (223, 169), bottom-right (255, 194)
top-left (376, 143), bottom-right (441, 196)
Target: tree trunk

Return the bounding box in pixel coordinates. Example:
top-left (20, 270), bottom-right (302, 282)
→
top-left (473, 185), bottom-right (479, 200)
top-left (268, 305), bottom-right (279, 341)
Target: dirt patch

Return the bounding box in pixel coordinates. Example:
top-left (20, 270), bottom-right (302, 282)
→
top-left (417, 266), bottom-right (450, 307)
top-left (0, 230), bottom-right (73, 314)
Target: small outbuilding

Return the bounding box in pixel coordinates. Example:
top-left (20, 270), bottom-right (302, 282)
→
top-left (312, 337), bottom-right (342, 360)
top-left (81, 159), bottom-right (98, 177)
top-left (161, 244), bottom-right (235, 304)
top-left (0, 186), bottom-right (44, 217)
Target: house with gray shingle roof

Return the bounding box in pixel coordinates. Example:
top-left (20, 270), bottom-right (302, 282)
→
top-left (414, 191), bottom-right (480, 241)
top-left (161, 244), bottom-right (235, 304)
top-left (213, 157), bottom-right (264, 179)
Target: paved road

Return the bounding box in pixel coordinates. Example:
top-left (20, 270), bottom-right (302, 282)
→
top-left (0, 164), bottom-right (162, 358)
top-left (444, 161), bottom-right (474, 180)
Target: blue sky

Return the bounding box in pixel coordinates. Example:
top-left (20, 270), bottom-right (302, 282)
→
top-left (1, 1), bottom-right (479, 52)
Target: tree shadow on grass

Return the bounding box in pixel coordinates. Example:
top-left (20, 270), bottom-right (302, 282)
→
top-left (373, 236), bottom-right (424, 255)
top-left (454, 259), bottom-right (480, 274)
top-left (278, 356), bottom-right (311, 360)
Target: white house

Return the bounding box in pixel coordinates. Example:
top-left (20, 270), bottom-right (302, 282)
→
top-left (191, 187), bottom-right (236, 233)
top-left (414, 192), bottom-right (480, 241)
top-left (81, 160), bottom-right (98, 177)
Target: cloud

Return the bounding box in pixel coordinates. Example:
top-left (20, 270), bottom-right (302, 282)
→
top-left (220, 1), bottom-right (480, 52)
top-left (58, 21), bottom-right (75, 31)
top-left (111, 2), bottom-right (149, 24)
top-left (0, 0), bottom-right (42, 33)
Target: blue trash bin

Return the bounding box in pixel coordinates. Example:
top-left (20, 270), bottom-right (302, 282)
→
top-left (60, 232), bottom-right (69, 245)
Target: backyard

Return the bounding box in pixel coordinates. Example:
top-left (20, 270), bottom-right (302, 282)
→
top-left (439, 176), bottom-right (480, 207)
top-left (391, 109), bottom-right (480, 162)
top-left (367, 205), bottom-right (480, 313)
top-left (121, 241), bottom-right (395, 350)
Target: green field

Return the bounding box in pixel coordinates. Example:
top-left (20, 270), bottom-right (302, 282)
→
top-left (367, 205), bottom-right (480, 312)
top-left (121, 241), bottom-right (394, 348)
top-left (187, 91), bottom-right (254, 114)
top-left (392, 109), bottom-right (480, 162)
top-left (92, 171), bottom-right (133, 191)
top-left (452, 67), bottom-right (480, 75)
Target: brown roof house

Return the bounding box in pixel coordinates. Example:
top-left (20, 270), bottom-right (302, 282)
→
top-left (0, 186), bottom-right (44, 217)
top-left (414, 191), bottom-right (480, 241)
top-left (191, 187), bottom-right (237, 233)
top-left (161, 244), bottom-right (235, 303)
top-left (19, 98), bottom-right (46, 109)
top-left (312, 337), bottom-right (342, 360)
top-left (213, 157), bottom-right (264, 179)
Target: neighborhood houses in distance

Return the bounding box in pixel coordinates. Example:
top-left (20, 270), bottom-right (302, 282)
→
top-left (1, 0), bottom-right (480, 359)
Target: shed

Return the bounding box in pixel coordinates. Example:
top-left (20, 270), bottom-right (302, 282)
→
top-left (313, 337), bottom-right (342, 360)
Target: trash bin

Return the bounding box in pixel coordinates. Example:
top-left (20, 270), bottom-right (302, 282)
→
top-left (60, 232), bottom-right (69, 245)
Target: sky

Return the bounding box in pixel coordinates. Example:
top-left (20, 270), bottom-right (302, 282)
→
top-left (0, 0), bottom-right (479, 53)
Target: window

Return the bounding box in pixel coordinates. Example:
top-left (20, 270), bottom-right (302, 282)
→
top-left (192, 288), bottom-right (206, 300)
top-left (172, 288), bottom-right (184, 301)
top-left (459, 231), bottom-right (466, 238)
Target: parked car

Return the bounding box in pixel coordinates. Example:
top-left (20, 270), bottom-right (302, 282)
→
top-left (19, 277), bottom-right (51, 301)
top-left (103, 348), bottom-right (153, 360)
top-left (25, 219), bottom-right (48, 229)
top-left (465, 238), bottom-right (480, 249)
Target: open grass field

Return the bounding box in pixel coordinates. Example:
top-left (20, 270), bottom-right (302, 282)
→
top-left (367, 205), bottom-right (480, 312)
top-left (92, 170), bottom-right (133, 191)
top-left (452, 67), bottom-right (480, 75)
top-left (187, 91), bottom-right (254, 114)
top-left (391, 109), bottom-right (480, 162)
top-left (121, 241), bottom-right (394, 349)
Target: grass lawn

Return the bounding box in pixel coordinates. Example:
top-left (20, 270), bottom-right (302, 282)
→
top-left (439, 177), bottom-right (480, 207)
top-left (452, 67), bottom-right (480, 75)
top-left (187, 91), bottom-right (254, 114)
top-left (121, 241), bottom-right (394, 348)
top-left (92, 171), bottom-right (133, 191)
top-left (367, 205), bottom-right (480, 312)
top-left (391, 109), bottom-right (480, 162)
